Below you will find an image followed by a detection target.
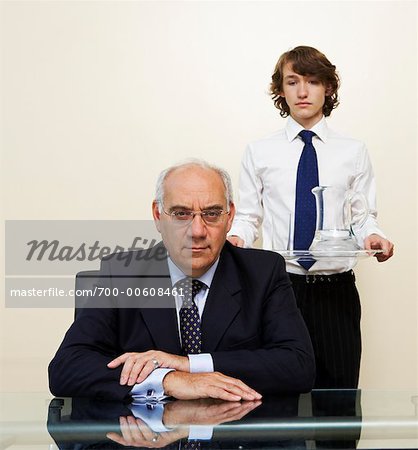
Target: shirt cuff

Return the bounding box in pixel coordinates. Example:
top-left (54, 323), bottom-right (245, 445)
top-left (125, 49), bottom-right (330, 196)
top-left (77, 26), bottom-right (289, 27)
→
top-left (188, 353), bottom-right (214, 373)
top-left (130, 368), bottom-right (175, 401)
top-left (128, 404), bottom-right (214, 439)
top-left (189, 425), bottom-right (214, 440)
top-left (228, 223), bottom-right (255, 248)
top-left (129, 402), bottom-right (171, 433)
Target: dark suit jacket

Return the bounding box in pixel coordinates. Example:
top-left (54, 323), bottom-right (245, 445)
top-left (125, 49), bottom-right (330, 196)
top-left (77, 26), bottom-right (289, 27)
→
top-left (49, 241), bottom-right (315, 400)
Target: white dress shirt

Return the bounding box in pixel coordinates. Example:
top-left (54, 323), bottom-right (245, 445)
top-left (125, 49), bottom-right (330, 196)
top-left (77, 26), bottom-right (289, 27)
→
top-left (229, 116), bottom-right (386, 275)
top-left (130, 257), bottom-right (217, 400)
top-left (167, 256), bottom-right (217, 374)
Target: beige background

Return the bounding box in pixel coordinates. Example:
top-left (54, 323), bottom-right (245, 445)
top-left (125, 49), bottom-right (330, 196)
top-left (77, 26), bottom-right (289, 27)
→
top-left (1, 0), bottom-right (417, 394)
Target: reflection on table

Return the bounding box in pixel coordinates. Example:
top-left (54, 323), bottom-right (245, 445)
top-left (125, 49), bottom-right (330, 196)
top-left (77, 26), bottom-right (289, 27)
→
top-left (1, 390), bottom-right (417, 449)
top-left (47, 390), bottom-right (362, 449)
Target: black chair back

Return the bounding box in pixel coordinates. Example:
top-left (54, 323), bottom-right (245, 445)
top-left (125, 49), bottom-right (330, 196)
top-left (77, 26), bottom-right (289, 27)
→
top-left (74, 270), bottom-right (100, 319)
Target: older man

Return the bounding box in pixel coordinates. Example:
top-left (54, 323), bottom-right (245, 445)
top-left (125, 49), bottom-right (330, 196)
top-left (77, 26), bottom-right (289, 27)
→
top-left (49, 160), bottom-right (315, 401)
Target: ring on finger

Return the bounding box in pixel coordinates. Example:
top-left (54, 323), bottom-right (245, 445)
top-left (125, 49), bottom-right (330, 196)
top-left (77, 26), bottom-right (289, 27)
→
top-left (151, 432), bottom-right (160, 442)
top-left (151, 359), bottom-right (160, 370)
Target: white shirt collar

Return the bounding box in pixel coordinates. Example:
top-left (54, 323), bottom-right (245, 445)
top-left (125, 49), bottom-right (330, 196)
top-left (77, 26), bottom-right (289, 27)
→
top-left (167, 256), bottom-right (219, 288)
top-left (285, 115), bottom-right (328, 143)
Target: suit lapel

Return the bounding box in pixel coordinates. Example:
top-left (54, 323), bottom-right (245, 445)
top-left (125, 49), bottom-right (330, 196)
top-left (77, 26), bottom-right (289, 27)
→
top-left (201, 245), bottom-right (241, 352)
top-left (129, 242), bottom-right (242, 354)
top-left (131, 242), bottom-right (182, 354)
top-left (140, 298), bottom-right (182, 354)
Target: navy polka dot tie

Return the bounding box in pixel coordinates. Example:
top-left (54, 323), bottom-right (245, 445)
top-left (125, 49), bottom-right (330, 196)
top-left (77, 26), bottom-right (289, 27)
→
top-left (177, 278), bottom-right (205, 355)
top-left (294, 130), bottom-right (319, 270)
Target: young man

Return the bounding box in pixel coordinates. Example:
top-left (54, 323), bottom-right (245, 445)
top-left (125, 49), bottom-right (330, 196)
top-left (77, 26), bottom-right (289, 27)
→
top-left (228, 46), bottom-right (394, 389)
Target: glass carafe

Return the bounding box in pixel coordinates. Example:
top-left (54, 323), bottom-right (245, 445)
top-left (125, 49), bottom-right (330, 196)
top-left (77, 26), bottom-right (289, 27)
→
top-left (309, 186), bottom-right (368, 253)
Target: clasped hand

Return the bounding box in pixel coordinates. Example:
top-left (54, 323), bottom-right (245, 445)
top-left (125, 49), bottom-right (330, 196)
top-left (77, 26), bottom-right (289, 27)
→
top-left (107, 416), bottom-right (187, 448)
top-left (107, 350), bottom-right (261, 401)
top-left (107, 350), bottom-right (189, 385)
top-left (106, 399), bottom-right (261, 448)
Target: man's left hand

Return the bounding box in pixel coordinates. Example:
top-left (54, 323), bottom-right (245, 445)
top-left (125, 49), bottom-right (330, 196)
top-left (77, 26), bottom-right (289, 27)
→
top-left (364, 234), bottom-right (394, 262)
top-left (107, 351), bottom-right (189, 386)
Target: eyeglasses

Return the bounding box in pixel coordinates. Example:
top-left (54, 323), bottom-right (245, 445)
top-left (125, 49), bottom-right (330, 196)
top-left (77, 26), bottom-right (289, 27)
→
top-left (162, 208), bottom-right (230, 225)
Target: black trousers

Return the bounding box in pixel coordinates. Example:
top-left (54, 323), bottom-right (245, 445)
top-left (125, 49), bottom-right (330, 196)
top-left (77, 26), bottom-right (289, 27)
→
top-left (289, 271), bottom-right (361, 389)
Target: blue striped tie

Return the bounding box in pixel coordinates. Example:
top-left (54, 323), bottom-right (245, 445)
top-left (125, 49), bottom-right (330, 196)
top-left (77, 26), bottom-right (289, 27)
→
top-left (294, 130), bottom-right (319, 270)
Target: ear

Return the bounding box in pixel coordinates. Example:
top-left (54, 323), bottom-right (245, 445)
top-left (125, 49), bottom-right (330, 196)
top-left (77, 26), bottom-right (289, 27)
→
top-left (325, 84), bottom-right (333, 97)
top-left (152, 201), bottom-right (162, 233)
top-left (226, 203), bottom-right (236, 232)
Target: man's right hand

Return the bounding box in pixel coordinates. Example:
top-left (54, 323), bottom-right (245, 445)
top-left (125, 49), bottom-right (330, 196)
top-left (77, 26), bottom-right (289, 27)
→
top-left (107, 350), bottom-right (189, 385)
top-left (227, 235), bottom-right (245, 247)
top-left (163, 371), bottom-right (262, 401)
top-left (107, 416), bottom-right (187, 448)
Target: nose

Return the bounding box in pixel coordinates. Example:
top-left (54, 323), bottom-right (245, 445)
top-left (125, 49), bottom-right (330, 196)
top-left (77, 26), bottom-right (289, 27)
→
top-left (188, 213), bottom-right (207, 239)
top-left (297, 81), bottom-right (308, 98)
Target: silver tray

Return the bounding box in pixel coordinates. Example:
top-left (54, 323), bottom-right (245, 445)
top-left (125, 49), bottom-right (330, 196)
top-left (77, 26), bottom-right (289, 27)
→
top-left (275, 250), bottom-right (383, 261)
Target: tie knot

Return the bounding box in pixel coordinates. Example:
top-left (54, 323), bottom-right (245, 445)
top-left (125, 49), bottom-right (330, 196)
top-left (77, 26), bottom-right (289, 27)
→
top-left (176, 278), bottom-right (205, 299)
top-left (299, 130), bottom-right (316, 145)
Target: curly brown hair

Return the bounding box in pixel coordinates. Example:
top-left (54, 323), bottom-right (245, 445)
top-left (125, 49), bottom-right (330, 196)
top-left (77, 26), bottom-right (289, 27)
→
top-left (270, 46), bottom-right (340, 117)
